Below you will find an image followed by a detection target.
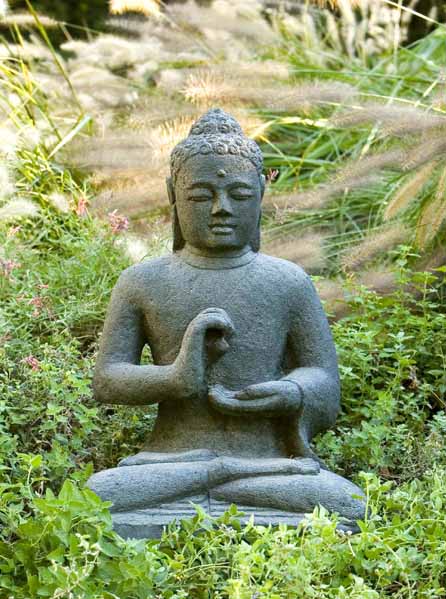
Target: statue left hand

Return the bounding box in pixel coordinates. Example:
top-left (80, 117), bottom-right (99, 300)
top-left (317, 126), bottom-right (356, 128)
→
top-left (209, 380), bottom-right (302, 417)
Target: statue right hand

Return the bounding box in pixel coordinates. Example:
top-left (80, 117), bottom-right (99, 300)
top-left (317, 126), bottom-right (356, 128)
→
top-left (173, 308), bottom-right (234, 400)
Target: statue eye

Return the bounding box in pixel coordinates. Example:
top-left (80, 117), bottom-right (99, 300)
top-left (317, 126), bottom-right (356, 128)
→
top-left (188, 193), bottom-right (212, 202)
top-left (231, 189), bottom-right (253, 201)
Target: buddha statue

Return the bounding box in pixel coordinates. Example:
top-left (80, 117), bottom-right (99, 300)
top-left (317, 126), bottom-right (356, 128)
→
top-left (88, 108), bottom-right (365, 538)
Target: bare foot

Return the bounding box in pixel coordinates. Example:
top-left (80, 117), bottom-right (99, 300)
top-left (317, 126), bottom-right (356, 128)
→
top-left (208, 456), bottom-right (319, 486)
top-left (118, 448), bottom-right (218, 467)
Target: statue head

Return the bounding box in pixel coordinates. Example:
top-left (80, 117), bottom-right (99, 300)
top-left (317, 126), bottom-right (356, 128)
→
top-left (167, 109), bottom-right (265, 254)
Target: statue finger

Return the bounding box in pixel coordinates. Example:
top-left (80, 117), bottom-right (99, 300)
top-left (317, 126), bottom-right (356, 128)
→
top-left (199, 307), bottom-right (231, 318)
top-left (208, 388), bottom-right (244, 415)
top-left (200, 313), bottom-right (235, 336)
top-left (230, 395), bottom-right (300, 416)
top-left (210, 392), bottom-right (278, 415)
top-left (235, 382), bottom-right (278, 400)
top-left (185, 314), bottom-right (233, 348)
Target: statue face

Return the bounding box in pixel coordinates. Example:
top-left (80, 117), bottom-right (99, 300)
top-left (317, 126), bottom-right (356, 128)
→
top-left (173, 153), bottom-right (263, 254)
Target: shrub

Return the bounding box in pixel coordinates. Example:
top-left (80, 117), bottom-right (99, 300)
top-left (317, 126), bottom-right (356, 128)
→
top-left (317, 264), bottom-right (446, 482)
top-left (2, 464), bottom-right (446, 597)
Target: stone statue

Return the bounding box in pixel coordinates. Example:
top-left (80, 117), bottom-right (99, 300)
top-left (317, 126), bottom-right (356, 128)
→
top-left (88, 109), bottom-right (365, 538)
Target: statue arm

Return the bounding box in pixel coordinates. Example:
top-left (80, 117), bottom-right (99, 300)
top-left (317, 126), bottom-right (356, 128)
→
top-left (284, 272), bottom-right (340, 442)
top-left (94, 268), bottom-right (235, 406)
top-left (93, 268), bottom-right (176, 406)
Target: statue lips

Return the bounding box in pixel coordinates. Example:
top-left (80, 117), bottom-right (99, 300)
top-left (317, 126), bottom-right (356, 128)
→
top-left (209, 222), bottom-right (237, 235)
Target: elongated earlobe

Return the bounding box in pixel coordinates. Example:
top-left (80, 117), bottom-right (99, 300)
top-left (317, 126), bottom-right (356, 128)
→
top-left (167, 177), bottom-right (185, 251)
top-left (260, 174), bottom-right (266, 200)
top-left (166, 177), bottom-right (175, 205)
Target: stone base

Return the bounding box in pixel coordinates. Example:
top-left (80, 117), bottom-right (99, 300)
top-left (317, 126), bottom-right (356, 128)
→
top-left (111, 494), bottom-right (357, 538)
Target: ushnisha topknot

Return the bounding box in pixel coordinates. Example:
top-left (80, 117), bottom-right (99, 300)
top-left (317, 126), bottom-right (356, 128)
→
top-left (170, 108), bottom-right (263, 183)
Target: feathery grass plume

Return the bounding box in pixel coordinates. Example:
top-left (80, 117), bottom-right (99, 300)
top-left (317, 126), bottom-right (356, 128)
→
top-left (92, 169), bottom-right (168, 217)
top-left (125, 98), bottom-right (199, 131)
top-left (63, 35), bottom-right (166, 73)
top-left (110, 0), bottom-right (161, 17)
top-left (0, 12), bottom-right (59, 28)
top-left (74, 115), bottom-right (193, 175)
top-left (214, 60), bottom-right (290, 82)
top-left (1, 38), bottom-right (55, 62)
top-left (402, 135), bottom-right (446, 172)
top-left (262, 81), bottom-right (358, 111)
top-left (415, 167), bottom-right (446, 249)
top-left (183, 72), bottom-right (357, 110)
top-left (341, 224), bottom-right (410, 272)
top-left (265, 175), bottom-right (372, 212)
top-left (47, 192), bottom-right (70, 213)
top-left (358, 268), bottom-right (397, 295)
top-left (0, 199), bottom-right (40, 221)
top-left (148, 116), bottom-right (197, 167)
top-left (0, 126), bottom-right (17, 155)
top-left (265, 148), bottom-right (407, 213)
top-left (0, 165), bottom-right (15, 199)
top-left (384, 161), bottom-right (437, 220)
top-left (263, 231), bottom-right (326, 272)
top-left (313, 278), bottom-right (349, 319)
top-left (155, 68), bottom-right (193, 95)
top-left (71, 132), bottom-right (153, 171)
top-left (168, 0), bottom-right (276, 43)
top-left (69, 66), bottom-right (138, 110)
top-left (181, 70), bottom-right (250, 107)
top-left (332, 103), bottom-right (446, 136)
top-left (278, 0), bottom-right (404, 65)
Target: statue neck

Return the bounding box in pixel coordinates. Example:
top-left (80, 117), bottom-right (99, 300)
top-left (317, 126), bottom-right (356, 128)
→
top-left (178, 244), bottom-right (257, 270)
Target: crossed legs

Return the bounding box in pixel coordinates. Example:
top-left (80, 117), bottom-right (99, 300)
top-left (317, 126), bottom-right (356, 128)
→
top-left (87, 455), bottom-right (365, 522)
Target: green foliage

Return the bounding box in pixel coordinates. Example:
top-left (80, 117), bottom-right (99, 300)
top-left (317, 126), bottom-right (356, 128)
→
top-left (317, 263), bottom-right (446, 481)
top-left (2, 463), bottom-right (446, 597)
top-left (0, 206), bottom-right (154, 489)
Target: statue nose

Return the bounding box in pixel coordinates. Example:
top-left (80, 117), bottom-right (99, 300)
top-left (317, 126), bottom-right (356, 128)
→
top-left (212, 192), bottom-right (233, 216)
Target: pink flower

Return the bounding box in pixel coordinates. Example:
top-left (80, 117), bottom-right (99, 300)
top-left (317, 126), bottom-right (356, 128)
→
top-left (108, 210), bottom-right (129, 235)
top-left (75, 197), bottom-right (88, 217)
top-left (266, 169), bottom-right (279, 184)
top-left (28, 296), bottom-right (45, 317)
top-left (7, 225), bottom-right (21, 238)
top-left (21, 355), bottom-right (40, 371)
top-left (0, 259), bottom-right (21, 278)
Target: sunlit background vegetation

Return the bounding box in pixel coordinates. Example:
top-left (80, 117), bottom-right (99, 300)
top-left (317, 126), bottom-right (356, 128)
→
top-left (1, 1), bottom-right (446, 597)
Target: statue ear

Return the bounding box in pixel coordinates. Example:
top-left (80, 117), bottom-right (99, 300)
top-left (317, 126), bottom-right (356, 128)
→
top-left (166, 177), bottom-right (175, 205)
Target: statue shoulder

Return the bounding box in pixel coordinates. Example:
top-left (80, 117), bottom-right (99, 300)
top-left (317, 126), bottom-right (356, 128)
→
top-left (113, 254), bottom-right (175, 299)
top-left (256, 253), bottom-right (312, 288)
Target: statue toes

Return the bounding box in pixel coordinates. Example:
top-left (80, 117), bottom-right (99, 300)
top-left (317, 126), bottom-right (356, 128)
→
top-left (293, 457), bottom-right (320, 475)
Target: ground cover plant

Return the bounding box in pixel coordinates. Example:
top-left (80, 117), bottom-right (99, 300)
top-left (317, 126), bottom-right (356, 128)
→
top-left (1, 1), bottom-right (446, 597)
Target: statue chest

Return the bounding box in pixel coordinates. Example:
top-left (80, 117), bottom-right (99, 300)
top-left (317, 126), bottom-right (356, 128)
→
top-left (141, 266), bottom-right (294, 388)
